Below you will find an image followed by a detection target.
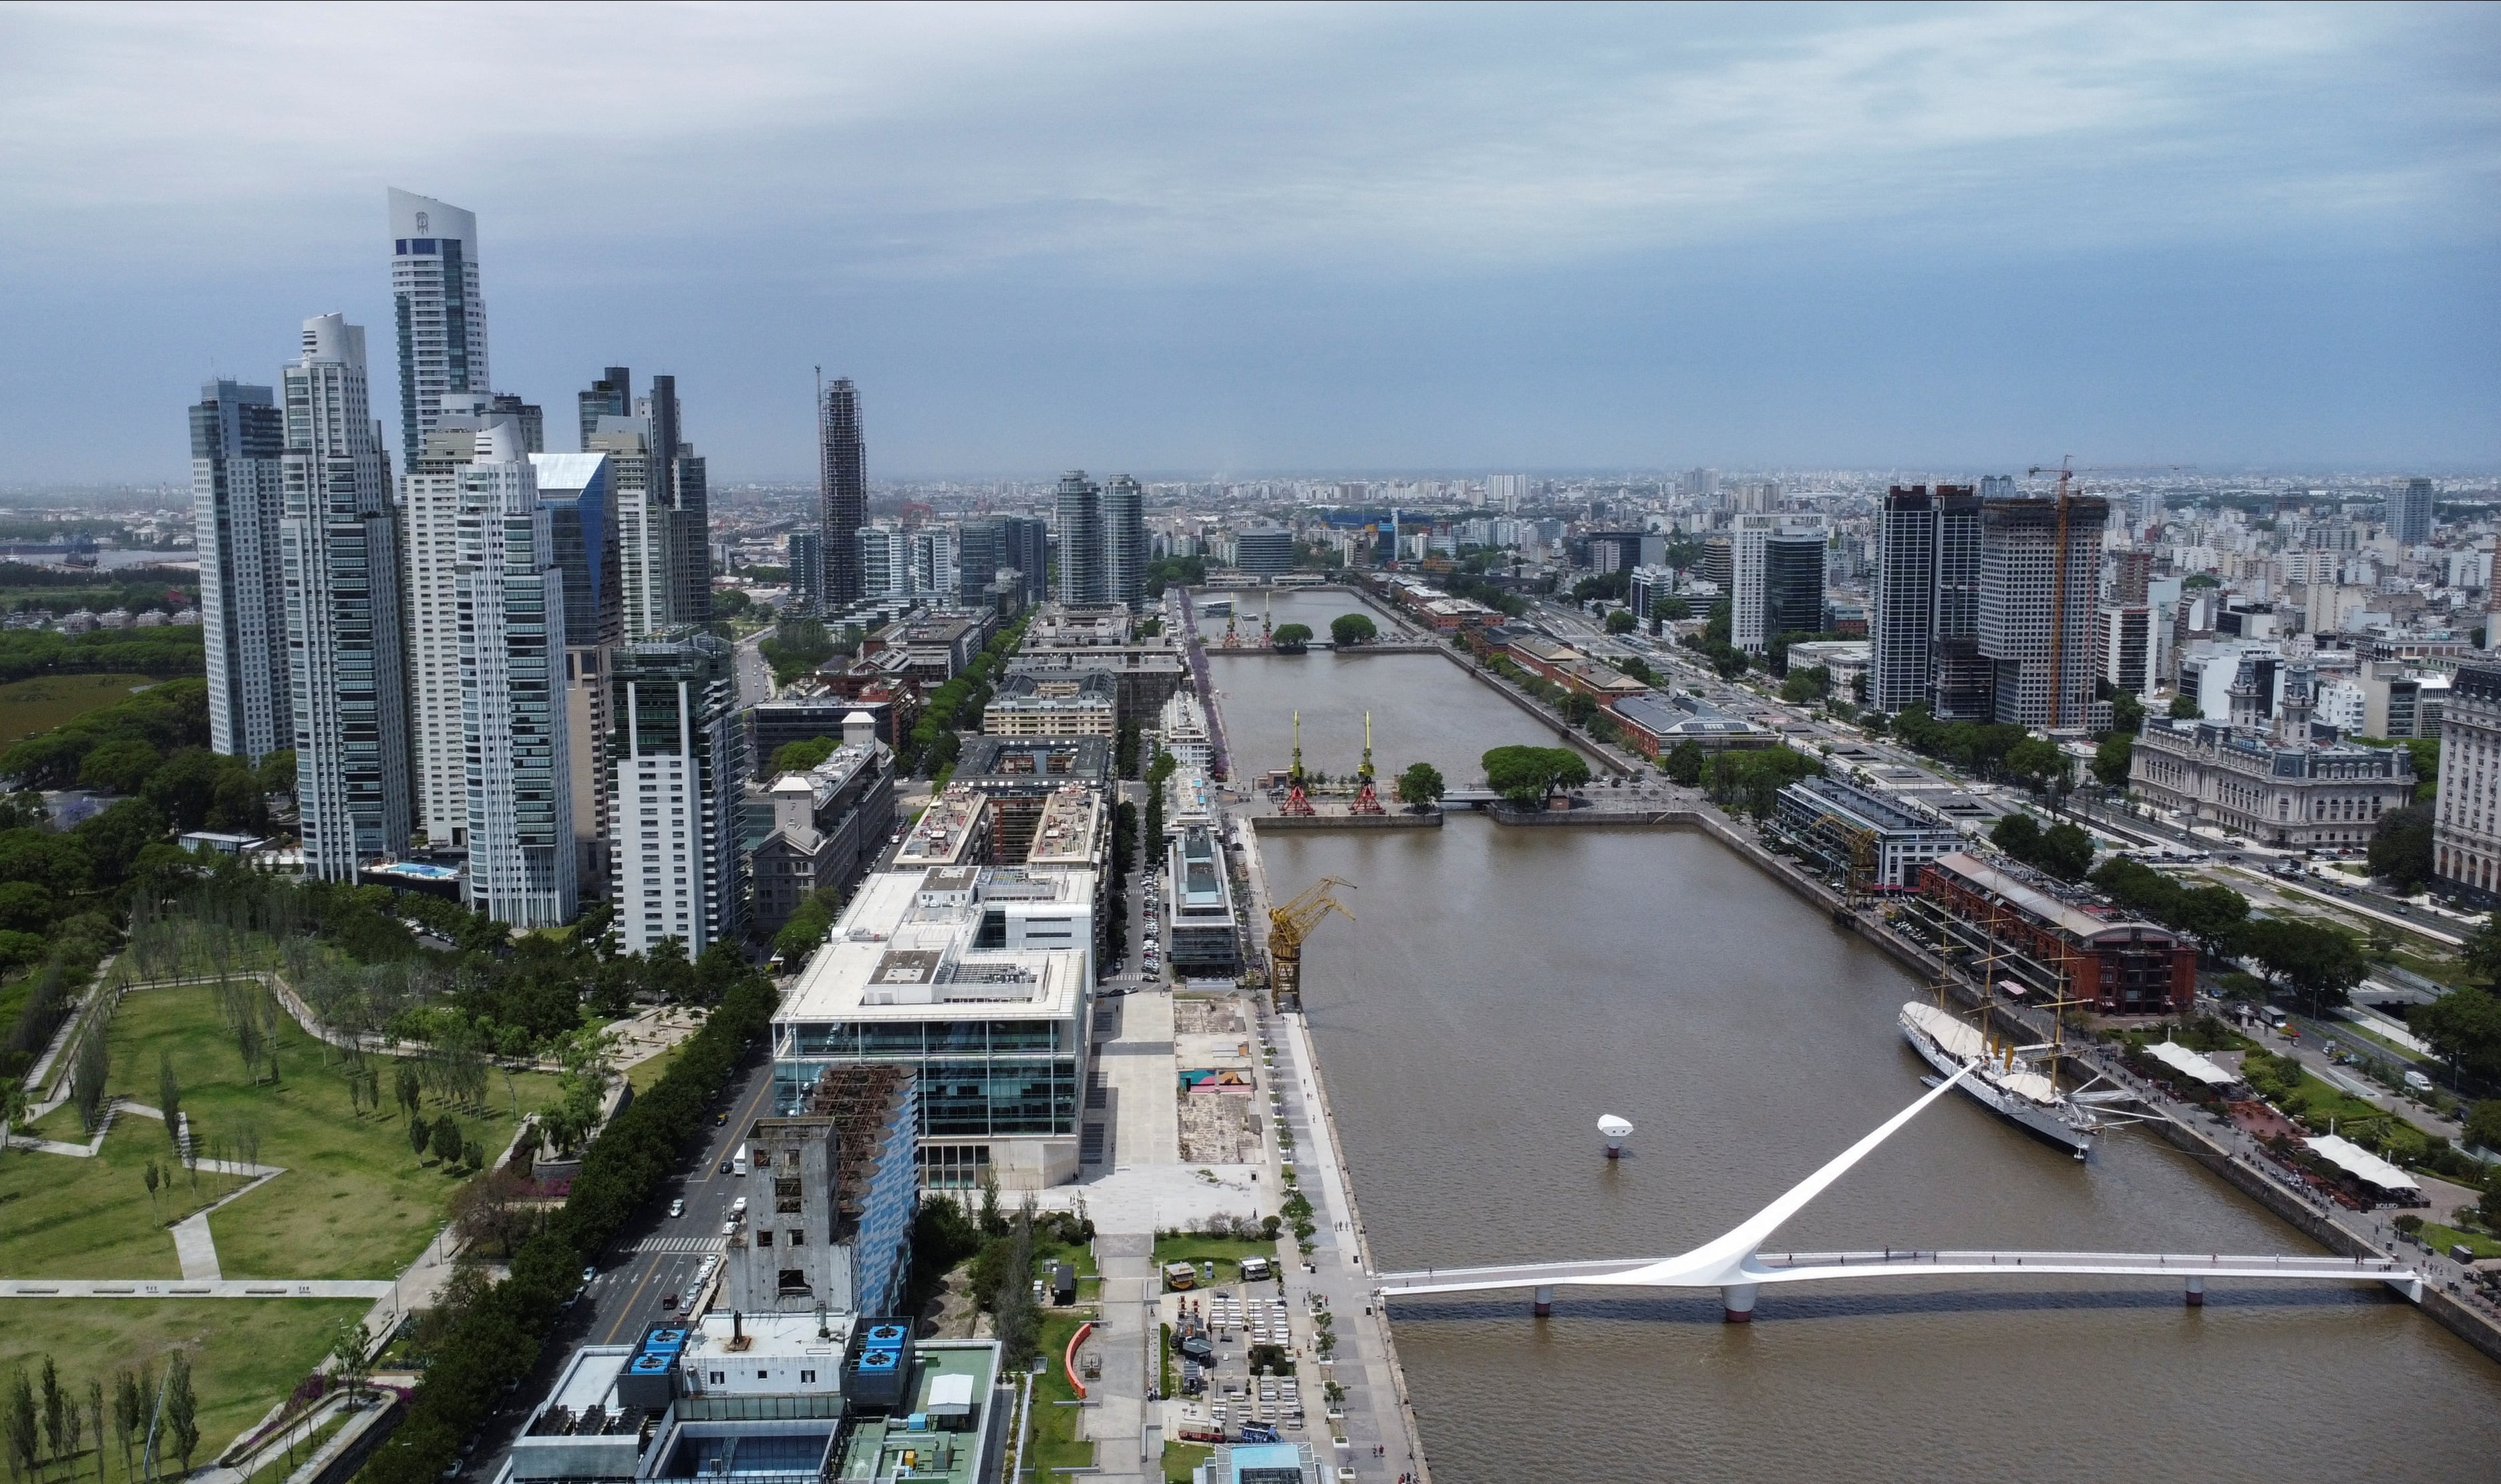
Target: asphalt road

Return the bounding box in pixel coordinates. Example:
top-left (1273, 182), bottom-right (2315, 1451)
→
top-left (459, 1053), bottom-right (780, 1483)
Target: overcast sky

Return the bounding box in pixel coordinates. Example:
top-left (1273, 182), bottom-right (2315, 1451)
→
top-left (3, 1), bottom-right (2496, 484)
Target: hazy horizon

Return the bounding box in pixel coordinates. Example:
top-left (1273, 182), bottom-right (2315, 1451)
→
top-left (4, 3), bottom-right (2496, 484)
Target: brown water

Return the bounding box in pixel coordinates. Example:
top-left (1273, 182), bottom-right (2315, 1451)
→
top-left (1212, 632), bottom-right (2501, 1484)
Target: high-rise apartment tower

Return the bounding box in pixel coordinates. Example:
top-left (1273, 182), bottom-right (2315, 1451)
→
top-left (192, 379), bottom-right (291, 762)
top-left (387, 189), bottom-right (490, 469)
top-left (1104, 474), bottom-right (1147, 612)
top-left (2395, 478), bottom-right (2436, 547)
top-left (1979, 495), bottom-right (2110, 729)
top-left (611, 631), bottom-right (743, 955)
top-left (819, 377), bottom-right (866, 610)
top-left (1055, 472), bottom-right (1107, 605)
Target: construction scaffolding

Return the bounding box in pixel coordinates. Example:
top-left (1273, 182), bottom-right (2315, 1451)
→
top-left (804, 1063), bottom-right (913, 1240)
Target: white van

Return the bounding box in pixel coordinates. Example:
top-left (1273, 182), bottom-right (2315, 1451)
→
top-left (732, 1143), bottom-right (749, 1177)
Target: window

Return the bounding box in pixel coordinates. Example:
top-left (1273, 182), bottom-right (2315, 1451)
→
top-left (799, 1370), bottom-right (816, 1385)
top-left (756, 1230), bottom-right (773, 1247)
top-left (788, 1229), bottom-right (804, 1246)
top-left (709, 1371), bottom-right (724, 1384)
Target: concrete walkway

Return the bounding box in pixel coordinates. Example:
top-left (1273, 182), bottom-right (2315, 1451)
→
top-left (3, 1278), bottom-right (395, 1298)
top-left (1085, 1233), bottom-right (1155, 1484)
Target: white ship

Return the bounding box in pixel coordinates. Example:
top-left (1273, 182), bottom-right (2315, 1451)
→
top-left (1898, 999), bottom-right (2115, 1159)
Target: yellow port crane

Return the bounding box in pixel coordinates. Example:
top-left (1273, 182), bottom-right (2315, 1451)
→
top-left (1267, 876), bottom-right (1356, 1011)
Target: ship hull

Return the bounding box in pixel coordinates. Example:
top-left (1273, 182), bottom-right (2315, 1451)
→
top-left (1900, 1010), bottom-right (2094, 1159)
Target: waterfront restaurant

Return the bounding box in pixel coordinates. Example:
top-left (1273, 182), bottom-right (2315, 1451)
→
top-left (1913, 851), bottom-right (2196, 1014)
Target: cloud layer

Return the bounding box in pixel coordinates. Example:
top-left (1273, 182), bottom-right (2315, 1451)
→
top-left (3, 1), bottom-right (2495, 479)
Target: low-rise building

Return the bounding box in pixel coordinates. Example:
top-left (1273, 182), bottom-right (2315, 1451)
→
top-left (775, 864), bottom-right (1094, 1190)
top-left (982, 672), bottom-right (1119, 737)
top-left (745, 719), bottom-right (896, 944)
top-left (896, 786), bottom-right (992, 870)
top-left (1607, 691), bottom-right (1775, 757)
top-left (1164, 818), bottom-right (1240, 977)
top-left (950, 734), bottom-right (1116, 858)
top-left (2130, 663), bottom-right (2414, 849)
top-left (1770, 775), bottom-right (1960, 890)
top-left (1914, 850), bottom-right (2195, 1014)
top-left (1156, 689), bottom-right (1214, 775)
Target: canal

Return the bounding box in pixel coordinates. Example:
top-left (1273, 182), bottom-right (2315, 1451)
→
top-left (1206, 605), bottom-right (2501, 1483)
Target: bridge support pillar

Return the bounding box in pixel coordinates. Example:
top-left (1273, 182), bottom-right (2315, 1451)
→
top-left (1532, 1286), bottom-right (1552, 1318)
top-left (2184, 1276), bottom-right (2204, 1308)
top-left (1721, 1284), bottom-right (1758, 1324)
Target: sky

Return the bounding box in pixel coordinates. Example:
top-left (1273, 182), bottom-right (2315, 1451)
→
top-left (2, 1), bottom-right (2497, 484)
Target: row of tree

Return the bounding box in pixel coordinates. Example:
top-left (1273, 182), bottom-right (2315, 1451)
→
top-left (3, 1354), bottom-right (196, 1482)
top-left (906, 616), bottom-right (1027, 776)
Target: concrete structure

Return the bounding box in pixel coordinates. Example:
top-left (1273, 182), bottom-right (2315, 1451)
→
top-left (818, 377), bottom-right (866, 610)
top-left (1979, 496), bottom-right (2108, 729)
top-left (502, 1325), bottom-right (1004, 1484)
top-left (2395, 476), bottom-right (2436, 548)
top-left (1762, 528), bottom-right (1827, 638)
top-left (461, 421), bottom-right (576, 926)
top-left (1870, 486), bottom-right (1985, 717)
top-left (746, 719), bottom-right (895, 945)
top-left (587, 411), bottom-right (670, 639)
top-left (1164, 819), bottom-right (1241, 976)
top-left (949, 735), bottom-right (1116, 860)
top-left (2096, 604), bottom-right (2153, 695)
top-left (2131, 692), bottom-right (2414, 851)
top-left (774, 865), bottom-right (1096, 1190)
top-left (1770, 775), bottom-right (1960, 890)
top-left (402, 398), bottom-right (494, 846)
top-left (191, 379), bottom-right (291, 762)
top-left (1914, 852), bottom-right (2194, 1013)
top-left (1104, 472), bottom-right (1148, 612)
top-left (1375, 1069), bottom-right (2417, 1323)
top-left (1055, 470), bottom-right (1107, 606)
top-left (982, 672), bottom-right (1118, 737)
top-left (281, 313), bottom-right (411, 881)
top-left (612, 632), bottom-right (743, 954)
top-left (534, 451), bottom-right (623, 896)
top-left (727, 1066), bottom-right (919, 1319)
top-left (2434, 663), bottom-right (2501, 899)
top-left (1157, 688), bottom-right (1214, 775)
top-left (1232, 528), bottom-right (1295, 578)
top-left (387, 188), bottom-right (490, 468)
top-left (896, 786), bottom-right (992, 870)
top-left (574, 365), bottom-right (629, 453)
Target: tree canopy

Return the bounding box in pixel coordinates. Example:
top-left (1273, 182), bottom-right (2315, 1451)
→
top-left (1394, 761), bottom-right (1446, 808)
top-left (2367, 805), bottom-right (2435, 893)
top-left (769, 736), bottom-right (838, 777)
top-left (1271, 623), bottom-right (1313, 652)
top-left (1481, 745), bottom-right (1590, 807)
top-left (2240, 916), bottom-right (2369, 1012)
top-left (1329, 613), bottom-right (1377, 646)
top-left (2418, 986), bottom-right (2501, 1086)
top-left (1991, 813), bottom-right (2093, 881)
top-left (1604, 609), bottom-right (1637, 634)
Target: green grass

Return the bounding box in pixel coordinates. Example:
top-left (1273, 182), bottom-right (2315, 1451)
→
top-left (625, 1043), bottom-right (681, 1093)
top-left (9, 984), bottom-right (558, 1282)
top-left (237, 1408), bottom-right (347, 1484)
top-left (0, 1298), bottom-right (369, 1467)
top-left (1162, 1441), bottom-right (1216, 1481)
top-left (0, 671), bottom-right (156, 746)
top-left (1152, 1235), bottom-right (1280, 1287)
top-left (2420, 1222), bottom-right (2501, 1260)
top-left (1020, 1311), bottom-right (1094, 1474)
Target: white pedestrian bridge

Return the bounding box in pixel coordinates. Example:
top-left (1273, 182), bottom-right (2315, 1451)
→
top-left (1373, 1068), bottom-right (2422, 1322)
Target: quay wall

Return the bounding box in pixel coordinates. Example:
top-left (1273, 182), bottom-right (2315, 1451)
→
top-left (1252, 811), bottom-right (1443, 831)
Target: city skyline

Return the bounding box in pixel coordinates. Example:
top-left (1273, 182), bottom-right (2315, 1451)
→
top-left (3, 3), bottom-right (2495, 484)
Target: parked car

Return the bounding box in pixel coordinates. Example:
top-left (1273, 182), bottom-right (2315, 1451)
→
top-left (581, 1266), bottom-right (597, 1284)
top-left (721, 1221), bottom-right (737, 1237)
top-left (669, 1198), bottom-right (685, 1218)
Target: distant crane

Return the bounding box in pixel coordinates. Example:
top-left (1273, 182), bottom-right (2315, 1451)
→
top-left (1350, 712), bottom-right (1385, 815)
top-left (1267, 876), bottom-right (1356, 1012)
top-left (2022, 458), bottom-right (2194, 729)
top-left (1281, 711), bottom-right (1317, 817)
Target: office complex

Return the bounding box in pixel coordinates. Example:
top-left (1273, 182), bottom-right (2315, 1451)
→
top-left (1103, 473), bottom-right (1147, 612)
top-left (1055, 471), bottom-right (1106, 604)
top-left (281, 314), bottom-right (411, 880)
top-left (1762, 529), bottom-right (1827, 638)
top-left (1978, 495), bottom-right (2108, 728)
top-left (996, 516), bottom-right (1048, 605)
top-left (2395, 477), bottom-right (2436, 547)
top-left (819, 377), bottom-right (866, 609)
top-left (459, 423), bottom-right (576, 926)
top-left (611, 631), bottom-right (742, 954)
top-left (648, 374), bottom-right (711, 628)
top-left (191, 379), bottom-right (291, 761)
top-left (747, 716), bottom-right (896, 944)
top-left (1233, 528), bottom-right (1295, 577)
top-left (534, 451), bottom-right (623, 895)
top-left (786, 528), bottom-right (823, 612)
top-left (387, 188), bottom-right (490, 468)
top-left (1868, 485), bottom-right (1983, 716)
top-left (576, 365), bottom-right (631, 451)
top-left (589, 407), bottom-right (669, 638)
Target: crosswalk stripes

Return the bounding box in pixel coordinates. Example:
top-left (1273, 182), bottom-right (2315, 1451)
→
top-left (633, 1236), bottom-right (727, 1255)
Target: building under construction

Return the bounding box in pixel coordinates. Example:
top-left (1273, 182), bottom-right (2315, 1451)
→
top-left (1768, 775), bottom-right (1962, 894)
top-left (727, 1065), bottom-right (920, 1320)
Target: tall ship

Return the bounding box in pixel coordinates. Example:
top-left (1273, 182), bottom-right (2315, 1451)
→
top-left (1898, 997), bottom-right (2107, 1158)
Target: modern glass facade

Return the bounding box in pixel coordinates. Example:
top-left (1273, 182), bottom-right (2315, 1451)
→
top-left (774, 1018), bottom-right (1081, 1139)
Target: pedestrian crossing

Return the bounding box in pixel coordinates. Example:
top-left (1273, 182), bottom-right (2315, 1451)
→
top-left (633, 1236), bottom-right (727, 1255)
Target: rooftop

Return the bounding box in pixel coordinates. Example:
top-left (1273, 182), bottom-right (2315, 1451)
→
top-left (1925, 852), bottom-right (2172, 946)
top-left (896, 788), bottom-right (987, 868)
top-left (780, 867), bottom-right (1092, 1025)
top-left (1025, 784), bottom-right (1108, 867)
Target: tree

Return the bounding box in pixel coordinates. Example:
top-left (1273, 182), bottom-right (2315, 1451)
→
top-left (1384, 761), bottom-right (1442, 809)
top-left (7, 1366), bottom-right (35, 1484)
top-left (2168, 693), bottom-right (2202, 719)
top-left (2367, 806), bottom-right (2435, 894)
top-left (2419, 987), bottom-right (2501, 1085)
top-left (157, 1053), bottom-right (181, 1155)
top-left (1481, 745), bottom-right (1590, 807)
top-left (39, 1359), bottom-right (60, 1469)
top-left (2003, 737), bottom-right (2069, 797)
top-left (1270, 623), bottom-right (1313, 652)
top-left (432, 1116), bottom-right (465, 1164)
top-left (162, 1354), bottom-right (196, 1472)
top-left (2242, 917), bottom-right (2368, 1014)
top-left (409, 1113), bottom-right (433, 1159)
top-left (2171, 884), bottom-right (2250, 962)
top-left (1991, 812), bottom-right (2041, 862)
top-left (1603, 609), bottom-right (1636, 634)
top-left (1779, 666), bottom-right (1830, 705)
top-left (2464, 1097), bottom-right (2501, 1155)
top-left (331, 1320), bottom-right (373, 1405)
top-left (77, 739), bottom-right (162, 795)
top-left (2034, 823), bottom-right (2095, 882)
top-left (768, 737), bottom-right (837, 776)
top-left (255, 748), bottom-right (297, 800)
top-left (1328, 613), bottom-right (1377, 646)
top-left (112, 1371), bottom-right (141, 1483)
top-left (2091, 733), bottom-right (2134, 790)
top-left (1662, 741), bottom-right (1707, 788)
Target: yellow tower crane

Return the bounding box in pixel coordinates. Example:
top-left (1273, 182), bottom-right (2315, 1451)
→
top-left (1267, 876), bottom-right (1355, 1011)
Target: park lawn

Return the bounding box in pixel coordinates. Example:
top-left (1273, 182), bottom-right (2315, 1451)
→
top-left (0, 1298), bottom-right (369, 1466)
top-left (1151, 1234), bottom-right (1280, 1286)
top-left (2420, 1221), bottom-right (2501, 1260)
top-left (0, 982), bottom-right (558, 1284)
top-left (0, 671), bottom-right (156, 747)
top-left (1162, 1441), bottom-right (1215, 1482)
top-left (1021, 1311), bottom-right (1094, 1475)
top-left (627, 1043), bottom-right (682, 1093)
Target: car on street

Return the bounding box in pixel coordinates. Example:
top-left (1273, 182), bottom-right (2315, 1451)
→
top-left (721, 1221), bottom-right (737, 1237)
top-left (731, 1197), bottom-right (748, 1217)
top-left (663, 1292), bottom-right (680, 1310)
top-left (718, 1160), bottom-right (731, 1175)
top-left (581, 1266), bottom-right (597, 1284)
top-left (669, 1198), bottom-right (685, 1218)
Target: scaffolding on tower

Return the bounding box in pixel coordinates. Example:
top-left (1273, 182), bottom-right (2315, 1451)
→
top-left (1281, 710), bottom-right (1317, 816)
top-left (1350, 711), bottom-right (1384, 814)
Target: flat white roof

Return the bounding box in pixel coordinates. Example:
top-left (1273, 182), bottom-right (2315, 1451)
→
top-left (780, 868), bottom-right (1090, 1024)
top-left (2142, 1039), bottom-right (2238, 1088)
top-left (2305, 1133), bottom-right (2420, 1193)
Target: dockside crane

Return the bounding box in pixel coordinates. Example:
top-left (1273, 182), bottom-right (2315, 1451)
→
top-left (1267, 876), bottom-right (1356, 1011)
top-left (1351, 712), bottom-right (1385, 815)
top-left (1281, 711), bottom-right (1317, 817)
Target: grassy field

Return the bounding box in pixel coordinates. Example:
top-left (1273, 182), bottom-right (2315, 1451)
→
top-left (0, 984), bottom-right (556, 1281)
top-left (0, 671), bottom-right (156, 747)
top-left (1161, 1441), bottom-right (1215, 1481)
top-left (626, 1043), bottom-right (681, 1093)
top-left (1151, 1235), bottom-right (1281, 1287)
top-left (0, 1298), bottom-right (370, 1467)
top-left (1020, 1311), bottom-right (1096, 1475)
top-left (2420, 1221), bottom-right (2501, 1260)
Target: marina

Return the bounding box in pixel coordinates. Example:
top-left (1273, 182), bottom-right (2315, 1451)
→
top-left (1199, 589), bottom-right (2501, 1483)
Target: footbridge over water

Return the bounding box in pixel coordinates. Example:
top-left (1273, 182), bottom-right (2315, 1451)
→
top-left (1373, 1069), bottom-right (2422, 1322)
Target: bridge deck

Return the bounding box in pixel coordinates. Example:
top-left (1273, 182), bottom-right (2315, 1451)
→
top-left (1374, 1249), bottom-right (2417, 1297)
